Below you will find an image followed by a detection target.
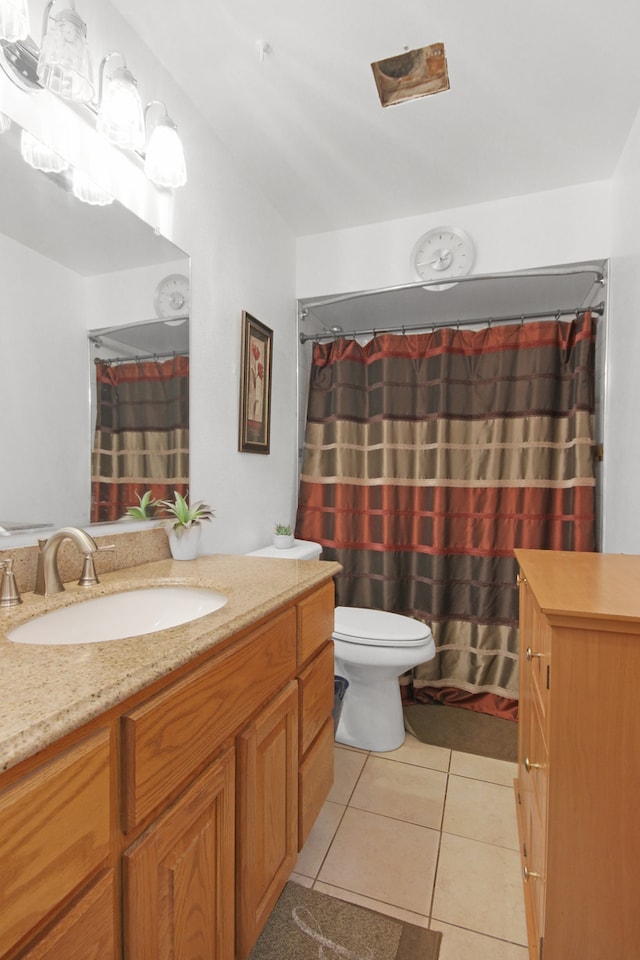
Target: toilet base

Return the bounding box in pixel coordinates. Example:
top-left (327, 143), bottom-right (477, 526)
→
top-left (334, 666), bottom-right (406, 752)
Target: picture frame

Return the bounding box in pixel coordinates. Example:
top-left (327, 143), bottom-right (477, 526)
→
top-left (238, 311), bottom-right (273, 453)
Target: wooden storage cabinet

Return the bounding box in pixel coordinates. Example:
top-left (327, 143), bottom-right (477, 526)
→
top-left (0, 578), bottom-right (336, 960)
top-left (515, 549), bottom-right (640, 960)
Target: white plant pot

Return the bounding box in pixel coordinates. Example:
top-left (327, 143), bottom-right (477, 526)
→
top-left (273, 534), bottom-right (294, 549)
top-left (167, 524), bottom-right (201, 560)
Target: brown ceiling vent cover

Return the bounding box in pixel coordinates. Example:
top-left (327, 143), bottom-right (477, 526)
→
top-left (371, 42), bottom-right (449, 107)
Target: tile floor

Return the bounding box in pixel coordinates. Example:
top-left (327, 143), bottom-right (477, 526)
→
top-left (291, 733), bottom-right (529, 960)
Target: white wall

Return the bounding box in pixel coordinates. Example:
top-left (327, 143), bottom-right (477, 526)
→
top-left (604, 106), bottom-right (640, 552)
top-left (1, 0), bottom-right (299, 555)
top-left (296, 180), bottom-right (612, 298)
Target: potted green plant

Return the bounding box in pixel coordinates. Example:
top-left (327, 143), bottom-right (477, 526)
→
top-left (160, 492), bottom-right (214, 560)
top-left (124, 490), bottom-right (160, 520)
top-left (273, 523), bottom-right (294, 549)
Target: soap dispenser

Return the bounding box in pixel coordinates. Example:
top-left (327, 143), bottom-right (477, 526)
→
top-left (0, 558), bottom-right (22, 606)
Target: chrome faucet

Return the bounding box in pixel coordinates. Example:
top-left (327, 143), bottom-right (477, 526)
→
top-left (34, 526), bottom-right (109, 597)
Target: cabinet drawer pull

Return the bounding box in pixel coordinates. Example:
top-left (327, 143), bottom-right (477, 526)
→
top-left (524, 756), bottom-right (544, 773)
top-left (523, 865), bottom-right (543, 882)
top-left (525, 646), bottom-right (543, 662)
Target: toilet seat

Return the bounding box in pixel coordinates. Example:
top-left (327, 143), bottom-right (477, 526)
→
top-left (333, 606), bottom-right (431, 647)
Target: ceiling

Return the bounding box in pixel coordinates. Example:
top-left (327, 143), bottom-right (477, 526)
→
top-left (111, 0), bottom-right (640, 237)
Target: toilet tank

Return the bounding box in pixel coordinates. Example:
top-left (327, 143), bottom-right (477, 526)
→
top-left (246, 539), bottom-right (322, 560)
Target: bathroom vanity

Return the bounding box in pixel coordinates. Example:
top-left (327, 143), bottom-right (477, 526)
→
top-left (0, 548), bottom-right (340, 960)
top-left (515, 549), bottom-right (640, 960)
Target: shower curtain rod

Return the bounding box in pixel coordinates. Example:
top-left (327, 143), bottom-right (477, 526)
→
top-left (94, 350), bottom-right (188, 365)
top-left (299, 302), bottom-right (605, 344)
top-left (298, 264), bottom-right (605, 318)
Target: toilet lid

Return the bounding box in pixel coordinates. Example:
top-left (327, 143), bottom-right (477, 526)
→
top-left (333, 606), bottom-right (432, 646)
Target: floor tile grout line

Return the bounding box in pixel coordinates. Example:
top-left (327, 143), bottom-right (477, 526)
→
top-left (309, 746), bottom-right (373, 887)
top-left (425, 746), bottom-right (452, 927)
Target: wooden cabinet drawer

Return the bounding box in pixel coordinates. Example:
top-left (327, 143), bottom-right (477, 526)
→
top-left (298, 716), bottom-right (334, 849)
top-left (17, 870), bottom-right (116, 960)
top-left (122, 608), bottom-right (296, 830)
top-left (0, 729), bottom-right (111, 957)
top-left (297, 581), bottom-right (335, 666)
top-left (298, 640), bottom-right (334, 756)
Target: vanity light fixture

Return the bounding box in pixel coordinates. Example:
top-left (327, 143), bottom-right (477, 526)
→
top-left (71, 167), bottom-right (114, 205)
top-left (37, 0), bottom-right (93, 104)
top-left (20, 128), bottom-right (69, 172)
top-left (96, 52), bottom-right (144, 151)
top-left (0, 0), bottom-right (30, 42)
top-left (144, 100), bottom-right (187, 188)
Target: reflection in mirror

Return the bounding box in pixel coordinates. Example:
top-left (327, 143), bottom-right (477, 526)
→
top-left (0, 116), bottom-right (190, 538)
top-left (89, 317), bottom-right (189, 522)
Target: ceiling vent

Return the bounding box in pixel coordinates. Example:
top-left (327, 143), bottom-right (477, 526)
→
top-left (371, 42), bottom-right (449, 107)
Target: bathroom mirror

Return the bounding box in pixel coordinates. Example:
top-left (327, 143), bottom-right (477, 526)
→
top-left (0, 118), bottom-right (189, 536)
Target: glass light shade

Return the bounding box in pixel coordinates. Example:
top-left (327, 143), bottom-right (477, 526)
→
top-left (97, 66), bottom-right (145, 150)
top-left (0, 0), bottom-right (30, 41)
top-left (0, 111), bottom-right (11, 134)
top-left (20, 129), bottom-right (69, 173)
top-left (37, 7), bottom-right (94, 103)
top-left (144, 117), bottom-right (187, 188)
top-left (71, 168), bottom-right (114, 205)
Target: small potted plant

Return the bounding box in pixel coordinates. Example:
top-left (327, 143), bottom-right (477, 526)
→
top-left (124, 490), bottom-right (160, 520)
top-left (273, 523), bottom-right (294, 549)
top-left (160, 491), bottom-right (214, 560)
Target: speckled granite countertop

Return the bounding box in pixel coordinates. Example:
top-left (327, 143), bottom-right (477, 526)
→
top-left (0, 554), bottom-right (340, 774)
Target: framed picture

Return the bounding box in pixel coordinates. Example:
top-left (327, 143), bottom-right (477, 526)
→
top-left (238, 311), bottom-right (273, 453)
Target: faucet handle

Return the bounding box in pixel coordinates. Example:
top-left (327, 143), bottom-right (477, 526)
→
top-left (0, 559), bottom-right (23, 607)
top-left (77, 544), bottom-right (115, 587)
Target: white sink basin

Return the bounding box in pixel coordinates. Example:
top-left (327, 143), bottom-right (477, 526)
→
top-left (8, 587), bottom-right (228, 646)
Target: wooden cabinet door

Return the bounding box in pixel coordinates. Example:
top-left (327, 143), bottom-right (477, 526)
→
top-left (236, 682), bottom-right (299, 960)
top-left (123, 747), bottom-right (235, 960)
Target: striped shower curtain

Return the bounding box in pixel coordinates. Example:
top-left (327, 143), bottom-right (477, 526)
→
top-left (91, 356), bottom-right (189, 522)
top-left (295, 313), bottom-right (597, 715)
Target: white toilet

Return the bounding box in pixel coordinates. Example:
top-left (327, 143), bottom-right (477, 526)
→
top-left (333, 606), bottom-right (435, 752)
top-left (246, 538), bottom-right (436, 753)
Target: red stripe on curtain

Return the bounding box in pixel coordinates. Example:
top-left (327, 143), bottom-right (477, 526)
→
top-left (297, 484), bottom-right (596, 555)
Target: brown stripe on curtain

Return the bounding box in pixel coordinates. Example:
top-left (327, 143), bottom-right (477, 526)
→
top-left (295, 313), bottom-right (597, 717)
top-left (91, 355), bottom-right (189, 521)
